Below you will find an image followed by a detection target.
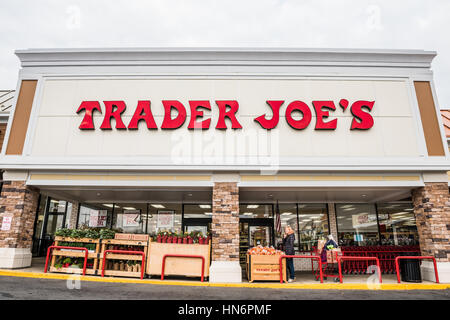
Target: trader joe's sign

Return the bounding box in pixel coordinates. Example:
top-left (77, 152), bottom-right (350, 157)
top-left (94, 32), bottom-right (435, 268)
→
top-left (76, 99), bottom-right (374, 131)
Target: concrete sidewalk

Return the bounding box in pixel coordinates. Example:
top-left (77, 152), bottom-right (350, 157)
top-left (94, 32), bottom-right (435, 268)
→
top-left (0, 257), bottom-right (447, 291)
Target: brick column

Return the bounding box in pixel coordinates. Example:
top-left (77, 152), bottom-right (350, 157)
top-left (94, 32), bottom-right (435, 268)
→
top-left (412, 182), bottom-right (450, 282)
top-left (0, 181), bottom-right (40, 268)
top-left (327, 202), bottom-right (338, 241)
top-left (68, 202), bottom-right (79, 229)
top-left (209, 181), bottom-right (241, 283)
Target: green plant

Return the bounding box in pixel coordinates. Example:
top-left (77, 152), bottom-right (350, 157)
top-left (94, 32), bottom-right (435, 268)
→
top-left (99, 228), bottom-right (115, 239)
top-left (70, 229), bottom-right (87, 238)
top-left (84, 229), bottom-right (100, 239)
top-left (55, 228), bottom-right (71, 237)
top-left (62, 257), bottom-right (72, 264)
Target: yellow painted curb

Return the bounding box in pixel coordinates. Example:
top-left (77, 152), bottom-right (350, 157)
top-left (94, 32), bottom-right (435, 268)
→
top-left (0, 270), bottom-right (449, 290)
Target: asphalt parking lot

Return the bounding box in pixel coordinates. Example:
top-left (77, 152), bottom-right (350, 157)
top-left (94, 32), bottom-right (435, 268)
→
top-left (0, 275), bottom-right (449, 300)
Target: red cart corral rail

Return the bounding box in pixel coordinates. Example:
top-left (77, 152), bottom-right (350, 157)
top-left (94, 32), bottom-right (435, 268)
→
top-left (337, 256), bottom-right (382, 284)
top-left (161, 254), bottom-right (205, 282)
top-left (395, 256), bottom-right (439, 283)
top-left (44, 246), bottom-right (88, 276)
top-left (101, 250), bottom-right (146, 280)
top-left (279, 255), bottom-right (323, 283)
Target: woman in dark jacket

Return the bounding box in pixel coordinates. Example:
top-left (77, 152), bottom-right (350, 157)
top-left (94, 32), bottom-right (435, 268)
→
top-left (282, 226), bottom-right (296, 282)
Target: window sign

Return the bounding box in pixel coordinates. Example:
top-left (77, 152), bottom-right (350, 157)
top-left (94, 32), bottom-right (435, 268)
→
top-left (157, 210), bottom-right (174, 229)
top-left (122, 210), bottom-right (141, 227)
top-left (88, 209), bottom-right (107, 227)
top-left (352, 212), bottom-right (377, 228)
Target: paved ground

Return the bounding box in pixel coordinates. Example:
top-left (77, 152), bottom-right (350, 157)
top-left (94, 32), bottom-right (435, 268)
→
top-left (0, 275), bottom-right (449, 300)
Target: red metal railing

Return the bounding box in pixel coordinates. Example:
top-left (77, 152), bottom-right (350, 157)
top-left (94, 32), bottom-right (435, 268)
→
top-left (161, 254), bottom-right (205, 282)
top-left (279, 255), bottom-right (323, 283)
top-left (101, 249), bottom-right (146, 280)
top-left (337, 256), bottom-right (382, 284)
top-left (395, 256), bottom-right (439, 283)
top-left (44, 245), bottom-right (88, 276)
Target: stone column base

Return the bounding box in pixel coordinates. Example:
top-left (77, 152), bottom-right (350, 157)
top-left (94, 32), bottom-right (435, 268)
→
top-left (0, 248), bottom-right (32, 269)
top-left (421, 261), bottom-right (450, 283)
top-left (209, 261), bottom-right (242, 283)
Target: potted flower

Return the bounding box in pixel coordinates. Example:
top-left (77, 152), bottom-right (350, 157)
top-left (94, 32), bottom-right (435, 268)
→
top-left (177, 233), bottom-right (183, 244)
top-left (162, 231), bottom-right (169, 243)
top-left (62, 257), bottom-right (72, 268)
top-left (172, 232), bottom-right (178, 244)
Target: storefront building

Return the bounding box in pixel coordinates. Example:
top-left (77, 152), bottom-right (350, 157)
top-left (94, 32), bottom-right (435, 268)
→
top-left (0, 48), bottom-right (449, 283)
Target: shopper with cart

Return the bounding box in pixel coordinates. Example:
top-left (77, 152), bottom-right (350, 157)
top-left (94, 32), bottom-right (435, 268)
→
top-left (283, 225), bottom-right (296, 283)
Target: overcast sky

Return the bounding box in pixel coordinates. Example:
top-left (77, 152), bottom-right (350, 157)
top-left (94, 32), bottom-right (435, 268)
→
top-left (1, 0), bottom-right (449, 108)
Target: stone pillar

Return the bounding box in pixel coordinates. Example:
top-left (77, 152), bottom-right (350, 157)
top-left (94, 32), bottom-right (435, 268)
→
top-left (209, 181), bottom-right (241, 283)
top-left (68, 202), bottom-right (79, 229)
top-left (0, 181), bottom-right (40, 268)
top-left (412, 182), bottom-right (450, 283)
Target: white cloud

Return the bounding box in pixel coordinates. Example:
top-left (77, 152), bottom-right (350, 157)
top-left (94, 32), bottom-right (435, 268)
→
top-left (1, 0), bottom-right (449, 108)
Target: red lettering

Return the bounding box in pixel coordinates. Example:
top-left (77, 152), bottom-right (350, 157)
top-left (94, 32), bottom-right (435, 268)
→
top-left (161, 100), bottom-right (187, 129)
top-left (188, 101), bottom-right (211, 130)
top-left (76, 101), bottom-right (102, 130)
top-left (215, 100), bottom-right (243, 129)
top-left (285, 101), bottom-right (312, 130)
top-left (350, 100), bottom-right (375, 130)
top-left (127, 101), bottom-right (157, 130)
top-left (100, 101), bottom-right (127, 130)
top-left (313, 101), bottom-right (337, 130)
top-left (254, 101), bottom-right (284, 130)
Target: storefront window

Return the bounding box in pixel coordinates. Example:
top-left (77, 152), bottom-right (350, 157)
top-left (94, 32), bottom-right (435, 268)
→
top-left (298, 204), bottom-right (329, 251)
top-left (239, 204), bottom-right (273, 218)
top-left (377, 203), bottom-right (419, 246)
top-left (183, 204), bottom-right (213, 218)
top-left (78, 204), bottom-right (113, 229)
top-left (146, 203), bottom-right (182, 234)
top-left (336, 204), bottom-right (379, 246)
top-left (111, 203), bottom-right (147, 234)
top-left (278, 204), bottom-right (299, 249)
top-left (48, 199), bottom-right (67, 213)
top-left (45, 214), bottom-right (64, 235)
top-left (63, 202), bottom-right (73, 228)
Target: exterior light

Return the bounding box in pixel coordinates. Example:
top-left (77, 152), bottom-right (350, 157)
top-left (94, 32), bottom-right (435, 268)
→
top-left (199, 204), bottom-right (211, 209)
top-left (247, 205), bottom-right (259, 209)
top-left (151, 204), bottom-right (165, 208)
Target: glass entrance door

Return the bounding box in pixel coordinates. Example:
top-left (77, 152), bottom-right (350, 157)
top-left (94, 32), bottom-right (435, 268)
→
top-left (239, 219), bottom-right (274, 265)
top-left (249, 225), bottom-right (271, 247)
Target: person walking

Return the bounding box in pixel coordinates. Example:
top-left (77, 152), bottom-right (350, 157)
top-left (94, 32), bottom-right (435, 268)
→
top-left (282, 225), bottom-right (296, 283)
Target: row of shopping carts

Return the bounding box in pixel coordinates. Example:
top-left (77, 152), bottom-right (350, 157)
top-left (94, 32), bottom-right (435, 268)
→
top-left (339, 246), bottom-right (420, 274)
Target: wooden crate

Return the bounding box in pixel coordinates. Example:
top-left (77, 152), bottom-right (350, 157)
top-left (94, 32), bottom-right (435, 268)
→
top-left (147, 240), bottom-right (211, 278)
top-left (247, 254), bottom-right (286, 283)
top-left (100, 238), bottom-right (149, 278)
top-left (49, 237), bottom-right (101, 275)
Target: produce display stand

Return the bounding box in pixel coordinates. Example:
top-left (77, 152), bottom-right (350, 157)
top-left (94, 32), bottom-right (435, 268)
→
top-left (99, 239), bottom-right (149, 278)
top-left (147, 240), bottom-right (211, 279)
top-left (102, 250), bottom-right (146, 280)
top-left (247, 254), bottom-right (286, 283)
top-left (48, 236), bottom-right (101, 275)
top-left (45, 246), bottom-right (88, 275)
